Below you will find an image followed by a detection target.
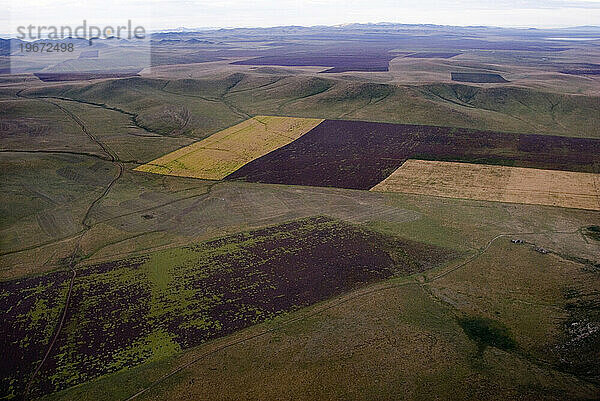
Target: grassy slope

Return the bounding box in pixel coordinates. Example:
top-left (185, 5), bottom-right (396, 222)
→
top-left (45, 98), bottom-right (194, 163)
top-left (28, 189), bottom-right (600, 401)
top-left (21, 76), bottom-right (246, 139)
top-left (429, 239), bottom-right (600, 378)
top-left (21, 74), bottom-right (600, 139)
top-left (0, 163), bottom-right (215, 278)
top-left (0, 153), bottom-right (114, 276)
top-left (0, 99), bottom-right (104, 154)
top-left (0, 96), bottom-right (196, 278)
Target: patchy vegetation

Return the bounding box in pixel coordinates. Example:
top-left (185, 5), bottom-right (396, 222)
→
top-left (0, 271), bottom-right (71, 398)
top-left (557, 287), bottom-right (600, 380)
top-left (5, 216), bottom-right (455, 397)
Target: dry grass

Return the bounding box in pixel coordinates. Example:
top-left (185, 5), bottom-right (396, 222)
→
top-left (371, 159), bottom-right (600, 211)
top-left (45, 281), bottom-right (599, 401)
top-left (134, 116), bottom-right (323, 180)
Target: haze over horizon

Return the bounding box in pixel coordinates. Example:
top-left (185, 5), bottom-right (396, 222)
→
top-left (3, 0), bottom-right (600, 34)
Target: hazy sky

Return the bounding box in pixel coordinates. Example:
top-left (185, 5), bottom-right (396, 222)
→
top-left (3, 0), bottom-right (600, 33)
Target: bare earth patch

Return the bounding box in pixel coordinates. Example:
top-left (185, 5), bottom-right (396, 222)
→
top-left (134, 116), bottom-right (323, 180)
top-left (371, 160), bottom-right (600, 211)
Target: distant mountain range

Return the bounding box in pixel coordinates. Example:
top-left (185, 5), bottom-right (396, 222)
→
top-left (2, 23), bottom-right (599, 58)
top-left (151, 22), bottom-right (600, 33)
top-left (3, 22), bottom-right (600, 43)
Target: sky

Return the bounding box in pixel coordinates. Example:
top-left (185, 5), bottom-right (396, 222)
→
top-left (3, 0), bottom-right (600, 35)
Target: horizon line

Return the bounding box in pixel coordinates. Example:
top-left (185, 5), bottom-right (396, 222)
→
top-left (2, 21), bottom-right (600, 39)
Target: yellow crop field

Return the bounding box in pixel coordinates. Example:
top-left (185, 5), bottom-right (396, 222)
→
top-left (135, 116), bottom-right (323, 180)
top-left (371, 159), bottom-right (600, 211)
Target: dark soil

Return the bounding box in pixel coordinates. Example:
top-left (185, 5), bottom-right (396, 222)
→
top-left (225, 119), bottom-right (600, 190)
top-left (451, 72), bottom-right (509, 83)
top-left (0, 271), bottom-right (71, 398)
top-left (406, 52), bottom-right (462, 58)
top-left (231, 54), bottom-right (395, 73)
top-left (14, 216), bottom-right (455, 397)
top-left (34, 71), bottom-right (140, 82)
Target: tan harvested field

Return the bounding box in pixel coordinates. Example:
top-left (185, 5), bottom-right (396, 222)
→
top-left (134, 116), bottom-right (323, 180)
top-left (371, 159), bottom-right (600, 211)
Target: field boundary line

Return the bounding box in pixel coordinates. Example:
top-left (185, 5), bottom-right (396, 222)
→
top-left (122, 227), bottom-right (582, 401)
top-left (123, 280), bottom-right (417, 401)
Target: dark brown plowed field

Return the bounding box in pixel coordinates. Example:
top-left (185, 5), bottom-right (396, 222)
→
top-left (0, 271), bottom-right (71, 398)
top-left (556, 63), bottom-right (600, 75)
top-left (34, 71), bottom-right (140, 82)
top-left (9, 217), bottom-right (455, 397)
top-left (231, 53), bottom-right (395, 73)
top-left (451, 72), bottom-right (509, 83)
top-left (560, 69), bottom-right (600, 76)
top-left (405, 52), bottom-right (462, 58)
top-left (225, 120), bottom-right (600, 190)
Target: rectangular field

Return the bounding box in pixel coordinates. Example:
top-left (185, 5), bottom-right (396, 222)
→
top-left (451, 72), bottom-right (509, 83)
top-left (405, 52), bottom-right (462, 58)
top-left (134, 116), bottom-right (323, 180)
top-left (371, 160), bottom-right (600, 211)
top-left (231, 53), bottom-right (396, 73)
top-left (225, 119), bottom-right (600, 190)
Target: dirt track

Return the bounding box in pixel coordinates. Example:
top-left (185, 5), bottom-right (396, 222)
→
top-left (15, 91), bottom-right (126, 400)
top-left (123, 227), bottom-right (584, 401)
